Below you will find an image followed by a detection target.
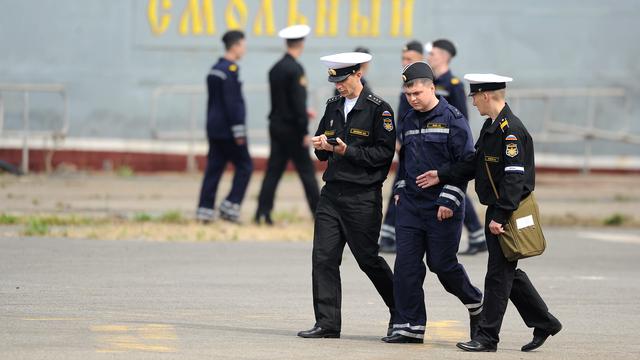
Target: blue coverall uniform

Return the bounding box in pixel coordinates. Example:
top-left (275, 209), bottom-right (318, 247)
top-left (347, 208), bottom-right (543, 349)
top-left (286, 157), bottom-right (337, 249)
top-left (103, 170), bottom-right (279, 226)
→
top-left (197, 57), bottom-right (253, 222)
top-left (391, 97), bottom-right (483, 339)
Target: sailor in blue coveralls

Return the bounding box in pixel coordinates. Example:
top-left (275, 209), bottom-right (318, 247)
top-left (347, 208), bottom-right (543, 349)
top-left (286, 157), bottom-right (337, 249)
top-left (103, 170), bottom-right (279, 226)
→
top-left (379, 40), bottom-right (425, 253)
top-left (196, 30), bottom-right (253, 223)
top-left (381, 62), bottom-right (483, 344)
top-left (427, 39), bottom-right (486, 255)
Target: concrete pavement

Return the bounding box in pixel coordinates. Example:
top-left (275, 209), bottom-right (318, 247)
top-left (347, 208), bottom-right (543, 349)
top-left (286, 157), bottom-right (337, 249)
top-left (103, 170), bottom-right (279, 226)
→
top-left (2, 228), bottom-right (640, 359)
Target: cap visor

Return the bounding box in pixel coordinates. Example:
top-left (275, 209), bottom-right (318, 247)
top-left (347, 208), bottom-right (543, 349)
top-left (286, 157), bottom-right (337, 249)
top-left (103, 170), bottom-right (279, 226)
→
top-left (328, 74), bottom-right (350, 83)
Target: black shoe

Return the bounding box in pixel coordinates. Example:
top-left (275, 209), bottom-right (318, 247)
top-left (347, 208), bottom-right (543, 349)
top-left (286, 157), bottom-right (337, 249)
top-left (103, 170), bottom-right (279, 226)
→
top-left (456, 340), bottom-right (496, 352)
top-left (521, 323), bottom-right (562, 352)
top-left (459, 242), bottom-right (487, 256)
top-left (297, 326), bottom-right (340, 339)
top-left (254, 212), bottom-right (273, 226)
top-left (381, 333), bottom-right (423, 344)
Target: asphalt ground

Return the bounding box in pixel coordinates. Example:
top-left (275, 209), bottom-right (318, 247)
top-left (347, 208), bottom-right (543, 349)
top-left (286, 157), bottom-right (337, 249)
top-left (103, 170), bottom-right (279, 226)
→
top-left (2, 228), bottom-right (640, 359)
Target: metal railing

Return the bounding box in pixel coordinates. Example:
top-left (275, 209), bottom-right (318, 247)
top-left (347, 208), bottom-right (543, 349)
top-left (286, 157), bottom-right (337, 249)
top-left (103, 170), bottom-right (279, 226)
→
top-left (507, 87), bottom-right (637, 173)
top-left (151, 84), bottom-right (638, 173)
top-left (0, 83), bottom-right (69, 174)
top-left (150, 83), bottom-right (273, 171)
top-left (150, 84), bottom-right (204, 172)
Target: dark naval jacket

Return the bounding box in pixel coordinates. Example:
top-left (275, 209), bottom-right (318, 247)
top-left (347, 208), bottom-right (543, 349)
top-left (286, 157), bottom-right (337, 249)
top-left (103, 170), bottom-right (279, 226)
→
top-left (394, 97), bottom-right (475, 212)
top-left (206, 57), bottom-right (246, 140)
top-left (314, 88), bottom-right (396, 187)
top-left (439, 103), bottom-right (535, 224)
top-left (268, 53), bottom-right (309, 137)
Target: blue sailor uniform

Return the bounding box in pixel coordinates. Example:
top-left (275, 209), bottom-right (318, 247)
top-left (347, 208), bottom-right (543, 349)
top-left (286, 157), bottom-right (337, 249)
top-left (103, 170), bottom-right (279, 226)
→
top-left (434, 70), bottom-right (468, 119)
top-left (197, 57), bottom-right (253, 222)
top-left (391, 97), bottom-right (483, 339)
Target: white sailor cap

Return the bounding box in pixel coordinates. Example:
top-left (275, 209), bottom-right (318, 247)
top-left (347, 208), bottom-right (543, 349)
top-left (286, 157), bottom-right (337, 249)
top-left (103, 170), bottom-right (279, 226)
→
top-left (464, 73), bottom-right (513, 95)
top-left (278, 24), bottom-right (311, 40)
top-left (320, 52), bottom-right (373, 82)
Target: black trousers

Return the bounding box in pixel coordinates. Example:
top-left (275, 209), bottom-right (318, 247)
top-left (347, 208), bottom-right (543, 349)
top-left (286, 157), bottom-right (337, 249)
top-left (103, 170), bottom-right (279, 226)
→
top-left (312, 183), bottom-right (396, 331)
top-left (257, 128), bottom-right (319, 216)
top-left (475, 206), bottom-right (561, 346)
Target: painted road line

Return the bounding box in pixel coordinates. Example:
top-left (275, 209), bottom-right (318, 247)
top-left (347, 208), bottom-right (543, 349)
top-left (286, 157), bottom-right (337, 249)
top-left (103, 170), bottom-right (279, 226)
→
top-left (579, 232), bottom-right (640, 244)
top-left (91, 323), bottom-right (177, 353)
top-left (21, 317), bottom-right (85, 321)
top-left (425, 320), bottom-right (466, 342)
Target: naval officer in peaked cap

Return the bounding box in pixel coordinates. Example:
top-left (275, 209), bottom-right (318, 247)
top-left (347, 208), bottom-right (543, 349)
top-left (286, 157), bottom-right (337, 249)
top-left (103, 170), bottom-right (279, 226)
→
top-left (418, 73), bottom-right (562, 352)
top-left (255, 24), bottom-right (320, 225)
top-left (297, 52), bottom-right (398, 339)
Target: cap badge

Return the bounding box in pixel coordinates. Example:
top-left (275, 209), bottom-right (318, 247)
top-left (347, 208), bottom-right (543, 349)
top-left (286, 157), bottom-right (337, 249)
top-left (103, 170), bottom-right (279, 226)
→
top-left (328, 68), bottom-right (337, 76)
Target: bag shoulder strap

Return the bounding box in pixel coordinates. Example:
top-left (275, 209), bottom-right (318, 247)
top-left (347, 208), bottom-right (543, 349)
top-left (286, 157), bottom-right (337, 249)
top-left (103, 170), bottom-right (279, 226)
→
top-left (484, 160), bottom-right (500, 200)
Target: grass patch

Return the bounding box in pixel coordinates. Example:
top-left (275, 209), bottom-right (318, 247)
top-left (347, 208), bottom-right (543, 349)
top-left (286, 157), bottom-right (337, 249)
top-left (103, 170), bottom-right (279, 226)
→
top-left (0, 213), bottom-right (19, 225)
top-left (603, 213), bottom-right (627, 226)
top-left (24, 215), bottom-right (95, 226)
top-left (613, 194), bottom-right (635, 202)
top-left (115, 165), bottom-right (135, 178)
top-left (133, 212), bottom-right (153, 222)
top-left (272, 208), bottom-right (304, 224)
top-left (23, 219), bottom-right (49, 236)
top-left (158, 210), bottom-right (186, 224)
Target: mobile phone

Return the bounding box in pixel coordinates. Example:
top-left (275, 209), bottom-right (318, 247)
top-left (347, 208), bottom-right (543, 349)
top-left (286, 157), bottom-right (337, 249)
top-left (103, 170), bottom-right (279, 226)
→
top-left (326, 137), bottom-right (339, 146)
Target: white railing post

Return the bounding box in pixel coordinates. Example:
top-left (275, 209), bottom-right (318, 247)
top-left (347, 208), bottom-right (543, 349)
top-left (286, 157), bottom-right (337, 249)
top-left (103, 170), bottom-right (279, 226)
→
top-left (21, 92), bottom-right (30, 174)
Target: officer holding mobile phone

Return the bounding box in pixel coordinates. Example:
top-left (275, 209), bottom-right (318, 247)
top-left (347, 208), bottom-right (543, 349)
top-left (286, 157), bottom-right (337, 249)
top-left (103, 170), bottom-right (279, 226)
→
top-left (298, 52), bottom-right (397, 339)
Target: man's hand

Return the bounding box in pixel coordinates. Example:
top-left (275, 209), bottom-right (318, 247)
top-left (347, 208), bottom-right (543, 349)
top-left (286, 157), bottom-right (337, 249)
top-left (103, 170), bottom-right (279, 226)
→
top-left (311, 134), bottom-right (325, 150)
top-left (489, 220), bottom-right (505, 235)
top-left (234, 137), bottom-right (246, 146)
top-left (416, 170), bottom-right (440, 188)
top-left (317, 136), bottom-right (347, 154)
top-left (437, 206), bottom-right (453, 221)
top-left (333, 137), bottom-right (348, 155)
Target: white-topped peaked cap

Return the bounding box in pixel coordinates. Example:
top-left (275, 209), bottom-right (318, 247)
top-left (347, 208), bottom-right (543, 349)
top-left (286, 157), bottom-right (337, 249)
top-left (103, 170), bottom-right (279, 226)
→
top-left (464, 73), bottom-right (513, 95)
top-left (320, 52), bottom-right (373, 82)
top-left (278, 24), bottom-right (311, 39)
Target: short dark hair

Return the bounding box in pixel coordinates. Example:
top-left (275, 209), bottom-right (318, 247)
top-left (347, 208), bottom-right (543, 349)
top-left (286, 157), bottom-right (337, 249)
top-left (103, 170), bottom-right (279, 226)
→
top-left (403, 78), bottom-right (433, 89)
top-left (222, 30), bottom-right (245, 50)
top-left (403, 40), bottom-right (423, 54)
top-left (286, 38), bottom-right (304, 48)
